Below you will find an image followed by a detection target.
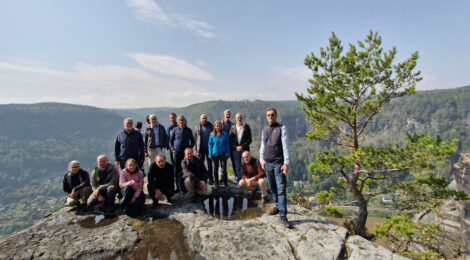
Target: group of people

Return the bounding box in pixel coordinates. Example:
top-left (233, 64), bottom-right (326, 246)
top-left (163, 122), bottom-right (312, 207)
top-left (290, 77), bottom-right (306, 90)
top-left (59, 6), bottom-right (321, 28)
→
top-left (63, 108), bottom-right (292, 228)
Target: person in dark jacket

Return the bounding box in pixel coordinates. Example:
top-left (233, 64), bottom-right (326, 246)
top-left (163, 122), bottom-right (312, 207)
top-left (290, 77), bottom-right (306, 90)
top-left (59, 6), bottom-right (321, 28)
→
top-left (208, 120), bottom-right (230, 189)
top-left (87, 155), bottom-right (120, 211)
top-left (63, 160), bottom-right (92, 207)
top-left (147, 154), bottom-right (175, 207)
top-left (169, 115), bottom-right (195, 192)
top-left (193, 114), bottom-right (214, 184)
top-left (115, 118), bottom-right (145, 170)
top-left (182, 148), bottom-right (212, 201)
top-left (145, 114), bottom-right (168, 166)
top-left (229, 113), bottom-right (252, 182)
top-left (167, 112), bottom-right (178, 165)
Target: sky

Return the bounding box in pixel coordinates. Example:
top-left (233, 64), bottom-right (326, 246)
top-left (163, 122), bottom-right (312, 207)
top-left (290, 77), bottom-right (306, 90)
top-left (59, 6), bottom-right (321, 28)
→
top-left (0, 0), bottom-right (469, 108)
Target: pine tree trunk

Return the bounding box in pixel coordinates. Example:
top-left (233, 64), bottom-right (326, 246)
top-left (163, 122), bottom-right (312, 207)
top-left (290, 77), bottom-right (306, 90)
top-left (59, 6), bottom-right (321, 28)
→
top-left (350, 170), bottom-right (368, 236)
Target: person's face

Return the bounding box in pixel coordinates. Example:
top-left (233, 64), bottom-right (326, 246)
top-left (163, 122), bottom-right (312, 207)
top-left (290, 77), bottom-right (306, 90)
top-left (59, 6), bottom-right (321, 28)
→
top-left (236, 113), bottom-right (243, 124)
top-left (124, 120), bottom-right (133, 132)
top-left (151, 117), bottom-right (157, 127)
top-left (242, 153), bottom-right (251, 164)
top-left (266, 110), bottom-right (277, 124)
top-left (169, 114), bottom-right (176, 124)
top-left (126, 162), bottom-right (137, 172)
top-left (200, 115), bottom-right (207, 124)
top-left (178, 118), bottom-right (186, 128)
top-left (224, 111), bottom-right (231, 120)
top-left (184, 149), bottom-right (194, 161)
top-left (70, 163), bottom-right (80, 174)
top-left (156, 156), bottom-right (166, 168)
top-left (97, 156), bottom-right (109, 169)
top-left (214, 123), bottom-right (222, 132)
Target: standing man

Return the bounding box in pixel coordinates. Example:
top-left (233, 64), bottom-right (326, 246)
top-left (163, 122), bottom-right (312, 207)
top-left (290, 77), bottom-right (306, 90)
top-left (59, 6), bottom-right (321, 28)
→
top-left (194, 114), bottom-right (214, 184)
top-left (87, 154), bottom-right (119, 211)
top-left (182, 148), bottom-right (212, 202)
top-left (229, 113), bottom-right (252, 182)
top-left (145, 114), bottom-right (169, 166)
top-left (115, 118), bottom-right (145, 170)
top-left (169, 115), bottom-right (195, 192)
top-left (221, 109), bottom-right (236, 178)
top-left (260, 108), bottom-right (292, 229)
top-left (167, 112), bottom-right (178, 165)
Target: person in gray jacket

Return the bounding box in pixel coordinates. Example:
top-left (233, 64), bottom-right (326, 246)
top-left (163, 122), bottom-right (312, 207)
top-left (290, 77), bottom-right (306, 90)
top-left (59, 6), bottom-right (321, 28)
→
top-left (145, 114), bottom-right (169, 165)
top-left (193, 114), bottom-right (214, 184)
top-left (87, 154), bottom-right (120, 211)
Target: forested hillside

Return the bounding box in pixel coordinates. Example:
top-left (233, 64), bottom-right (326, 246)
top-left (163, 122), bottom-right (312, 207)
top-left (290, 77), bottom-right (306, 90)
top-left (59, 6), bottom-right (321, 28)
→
top-left (0, 86), bottom-right (469, 238)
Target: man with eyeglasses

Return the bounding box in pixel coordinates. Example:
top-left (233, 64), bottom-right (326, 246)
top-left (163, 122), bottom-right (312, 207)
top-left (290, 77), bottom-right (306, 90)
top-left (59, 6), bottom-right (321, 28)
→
top-left (260, 108), bottom-right (292, 229)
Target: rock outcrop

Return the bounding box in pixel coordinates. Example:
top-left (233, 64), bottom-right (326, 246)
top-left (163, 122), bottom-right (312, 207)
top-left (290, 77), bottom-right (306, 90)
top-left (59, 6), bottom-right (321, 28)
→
top-left (0, 189), bottom-right (406, 260)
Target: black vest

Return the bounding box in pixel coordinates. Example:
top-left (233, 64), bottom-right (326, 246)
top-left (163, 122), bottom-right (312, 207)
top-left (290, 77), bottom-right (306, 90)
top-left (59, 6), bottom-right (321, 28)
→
top-left (262, 123), bottom-right (284, 164)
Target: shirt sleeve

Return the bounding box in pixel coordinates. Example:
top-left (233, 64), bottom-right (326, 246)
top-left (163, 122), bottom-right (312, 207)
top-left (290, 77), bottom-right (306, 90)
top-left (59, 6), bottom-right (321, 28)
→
top-left (259, 130), bottom-right (265, 163)
top-left (281, 125), bottom-right (290, 165)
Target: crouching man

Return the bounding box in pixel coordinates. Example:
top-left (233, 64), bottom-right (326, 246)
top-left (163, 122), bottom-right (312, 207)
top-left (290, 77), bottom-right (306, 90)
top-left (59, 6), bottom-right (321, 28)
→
top-left (182, 148), bottom-right (212, 202)
top-left (63, 160), bottom-right (92, 207)
top-left (87, 154), bottom-right (119, 211)
top-left (239, 151), bottom-right (268, 204)
top-left (148, 154), bottom-right (175, 207)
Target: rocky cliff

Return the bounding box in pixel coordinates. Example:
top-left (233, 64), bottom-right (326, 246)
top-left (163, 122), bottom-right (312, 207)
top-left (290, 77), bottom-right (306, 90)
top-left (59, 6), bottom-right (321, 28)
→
top-left (0, 190), bottom-right (407, 260)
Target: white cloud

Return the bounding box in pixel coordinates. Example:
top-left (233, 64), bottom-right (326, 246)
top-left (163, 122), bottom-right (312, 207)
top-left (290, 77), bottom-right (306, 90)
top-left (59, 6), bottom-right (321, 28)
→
top-left (126, 0), bottom-right (216, 39)
top-left (0, 55), bottom-right (222, 108)
top-left (128, 53), bottom-right (215, 81)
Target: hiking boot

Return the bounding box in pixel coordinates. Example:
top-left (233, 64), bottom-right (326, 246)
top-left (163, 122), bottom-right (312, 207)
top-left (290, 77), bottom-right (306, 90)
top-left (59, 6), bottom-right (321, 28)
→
top-left (269, 207), bottom-right (279, 215)
top-left (280, 216), bottom-right (292, 229)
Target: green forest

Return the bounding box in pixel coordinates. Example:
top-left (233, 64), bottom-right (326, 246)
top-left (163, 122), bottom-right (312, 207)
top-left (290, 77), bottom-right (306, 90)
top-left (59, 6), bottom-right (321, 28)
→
top-left (0, 86), bottom-right (469, 238)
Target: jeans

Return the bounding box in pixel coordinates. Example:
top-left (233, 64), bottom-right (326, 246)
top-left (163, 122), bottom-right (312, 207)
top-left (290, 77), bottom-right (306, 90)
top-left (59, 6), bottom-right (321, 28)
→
top-left (198, 148), bottom-right (213, 182)
top-left (231, 150), bottom-right (242, 182)
top-left (212, 154), bottom-right (227, 186)
top-left (265, 162), bottom-right (287, 217)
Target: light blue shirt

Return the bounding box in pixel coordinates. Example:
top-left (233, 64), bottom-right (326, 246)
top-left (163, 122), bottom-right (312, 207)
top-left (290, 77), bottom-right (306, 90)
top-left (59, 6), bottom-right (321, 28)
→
top-left (259, 124), bottom-right (289, 165)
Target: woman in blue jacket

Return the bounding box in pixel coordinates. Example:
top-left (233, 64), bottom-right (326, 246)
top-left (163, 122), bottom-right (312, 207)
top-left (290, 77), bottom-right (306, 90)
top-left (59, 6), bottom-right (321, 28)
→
top-left (209, 121), bottom-right (230, 189)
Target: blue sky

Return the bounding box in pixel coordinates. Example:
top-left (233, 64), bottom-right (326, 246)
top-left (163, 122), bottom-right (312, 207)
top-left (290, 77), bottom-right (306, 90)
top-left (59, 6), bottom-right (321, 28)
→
top-left (0, 0), bottom-right (469, 108)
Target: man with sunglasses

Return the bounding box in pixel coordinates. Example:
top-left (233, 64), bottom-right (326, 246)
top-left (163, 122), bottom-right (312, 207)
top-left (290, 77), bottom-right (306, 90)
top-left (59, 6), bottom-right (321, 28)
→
top-left (260, 108), bottom-right (292, 229)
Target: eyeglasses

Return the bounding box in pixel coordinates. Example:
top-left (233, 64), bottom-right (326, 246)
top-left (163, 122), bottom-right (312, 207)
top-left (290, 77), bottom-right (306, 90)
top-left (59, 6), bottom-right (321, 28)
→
top-left (71, 166), bottom-right (79, 168)
top-left (266, 114), bottom-right (276, 117)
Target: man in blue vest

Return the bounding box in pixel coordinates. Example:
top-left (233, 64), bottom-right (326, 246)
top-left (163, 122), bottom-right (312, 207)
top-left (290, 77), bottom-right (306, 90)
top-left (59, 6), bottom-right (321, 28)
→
top-left (260, 108), bottom-right (292, 229)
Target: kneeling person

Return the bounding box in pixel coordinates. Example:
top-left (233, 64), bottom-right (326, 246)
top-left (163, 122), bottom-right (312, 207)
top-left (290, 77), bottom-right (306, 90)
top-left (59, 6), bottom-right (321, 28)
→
top-left (240, 151), bottom-right (268, 204)
top-left (119, 159), bottom-right (145, 216)
top-left (182, 148), bottom-right (212, 201)
top-left (148, 154), bottom-right (175, 207)
top-left (87, 154), bottom-right (119, 211)
top-left (63, 160), bottom-right (92, 207)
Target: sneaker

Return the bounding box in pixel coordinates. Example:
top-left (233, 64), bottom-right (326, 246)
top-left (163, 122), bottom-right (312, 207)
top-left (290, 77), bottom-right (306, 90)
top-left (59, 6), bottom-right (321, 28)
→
top-left (269, 207), bottom-right (279, 215)
top-left (280, 216), bottom-right (292, 229)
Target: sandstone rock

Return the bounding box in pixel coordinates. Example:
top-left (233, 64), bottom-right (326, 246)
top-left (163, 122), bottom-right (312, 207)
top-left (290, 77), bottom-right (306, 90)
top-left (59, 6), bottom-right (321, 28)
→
top-left (347, 235), bottom-right (409, 260)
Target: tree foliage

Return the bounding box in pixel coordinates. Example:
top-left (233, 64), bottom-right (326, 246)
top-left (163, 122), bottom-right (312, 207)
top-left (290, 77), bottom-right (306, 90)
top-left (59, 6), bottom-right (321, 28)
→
top-left (296, 30), bottom-right (457, 236)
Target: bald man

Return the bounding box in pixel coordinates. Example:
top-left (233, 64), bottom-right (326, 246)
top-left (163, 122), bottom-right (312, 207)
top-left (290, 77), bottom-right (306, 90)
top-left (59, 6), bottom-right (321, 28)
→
top-left (87, 154), bottom-right (120, 211)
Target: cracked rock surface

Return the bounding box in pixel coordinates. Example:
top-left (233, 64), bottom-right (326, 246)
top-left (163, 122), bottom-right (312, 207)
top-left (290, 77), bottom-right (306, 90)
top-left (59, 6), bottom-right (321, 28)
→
top-left (0, 191), bottom-right (406, 260)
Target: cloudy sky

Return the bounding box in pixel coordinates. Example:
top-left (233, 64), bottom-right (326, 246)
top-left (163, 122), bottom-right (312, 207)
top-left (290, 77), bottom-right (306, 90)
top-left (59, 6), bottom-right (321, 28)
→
top-left (0, 0), bottom-right (469, 108)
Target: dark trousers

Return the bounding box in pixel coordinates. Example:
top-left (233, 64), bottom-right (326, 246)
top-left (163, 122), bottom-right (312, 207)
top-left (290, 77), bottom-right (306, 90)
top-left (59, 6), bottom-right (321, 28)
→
top-left (198, 148), bottom-right (213, 182)
top-left (120, 186), bottom-right (145, 216)
top-left (87, 185), bottom-right (119, 208)
top-left (147, 184), bottom-right (175, 203)
top-left (173, 151), bottom-right (186, 193)
top-left (212, 154), bottom-right (227, 186)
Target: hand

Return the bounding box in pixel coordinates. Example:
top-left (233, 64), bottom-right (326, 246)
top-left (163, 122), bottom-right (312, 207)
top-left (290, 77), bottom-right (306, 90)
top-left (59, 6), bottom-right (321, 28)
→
top-left (98, 194), bottom-right (105, 202)
top-left (145, 152), bottom-right (149, 158)
top-left (199, 181), bottom-right (206, 191)
top-left (194, 150), bottom-right (199, 156)
top-left (155, 189), bottom-right (162, 200)
top-left (236, 146), bottom-right (242, 152)
top-left (71, 188), bottom-right (77, 198)
top-left (261, 162), bottom-right (266, 171)
top-left (93, 189), bottom-right (99, 197)
top-left (246, 178), bottom-right (252, 187)
top-left (116, 161), bottom-right (120, 166)
top-left (130, 196), bottom-right (137, 204)
top-left (281, 164), bottom-right (289, 175)
top-left (128, 180), bottom-right (135, 186)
